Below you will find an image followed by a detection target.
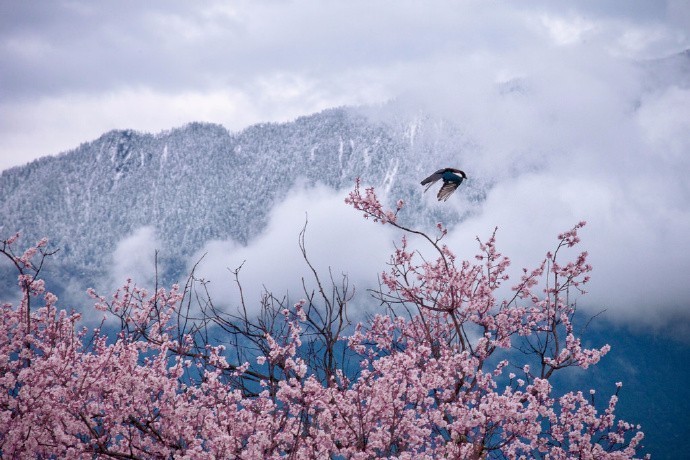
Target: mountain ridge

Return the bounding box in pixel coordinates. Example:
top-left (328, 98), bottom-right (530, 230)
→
top-left (0, 106), bottom-right (484, 286)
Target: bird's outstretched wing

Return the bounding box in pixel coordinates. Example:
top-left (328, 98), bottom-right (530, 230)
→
top-left (437, 181), bottom-right (460, 201)
top-left (421, 168), bottom-right (445, 192)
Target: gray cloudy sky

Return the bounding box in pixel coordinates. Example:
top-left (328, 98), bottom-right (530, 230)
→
top-left (3, 1), bottom-right (690, 330)
top-left (1, 1), bottom-right (689, 170)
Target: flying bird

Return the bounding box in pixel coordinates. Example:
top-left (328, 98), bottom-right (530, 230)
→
top-left (420, 168), bottom-right (467, 201)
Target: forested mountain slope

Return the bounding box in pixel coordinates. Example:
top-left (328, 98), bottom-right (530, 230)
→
top-left (0, 107), bottom-right (485, 282)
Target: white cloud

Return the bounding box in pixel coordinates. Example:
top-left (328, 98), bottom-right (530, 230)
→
top-left (637, 86), bottom-right (690, 161)
top-left (3, 1), bottom-right (688, 171)
top-left (189, 184), bottom-right (396, 318)
top-left (442, 170), bottom-right (690, 324)
top-left (429, 61), bottom-right (690, 326)
top-left (110, 226), bottom-right (161, 289)
top-left (539, 14), bottom-right (597, 46)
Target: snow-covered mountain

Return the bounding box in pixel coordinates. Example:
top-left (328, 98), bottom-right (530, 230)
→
top-left (0, 106), bottom-right (487, 285)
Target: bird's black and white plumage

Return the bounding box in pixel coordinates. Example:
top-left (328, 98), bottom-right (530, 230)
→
top-left (420, 168), bottom-right (467, 201)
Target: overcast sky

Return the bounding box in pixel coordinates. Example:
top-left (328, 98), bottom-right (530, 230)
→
top-left (3, 1), bottom-right (690, 331)
top-left (1, 1), bottom-right (689, 171)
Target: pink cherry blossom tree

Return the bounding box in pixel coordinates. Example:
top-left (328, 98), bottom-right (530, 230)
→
top-left (0, 182), bottom-right (648, 458)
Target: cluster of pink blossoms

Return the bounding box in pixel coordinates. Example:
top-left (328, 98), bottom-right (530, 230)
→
top-left (0, 183), bottom-right (647, 458)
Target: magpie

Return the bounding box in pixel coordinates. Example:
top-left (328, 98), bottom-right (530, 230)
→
top-left (420, 168), bottom-right (467, 201)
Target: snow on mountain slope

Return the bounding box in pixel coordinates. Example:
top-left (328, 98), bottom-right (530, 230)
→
top-left (0, 106), bottom-right (486, 285)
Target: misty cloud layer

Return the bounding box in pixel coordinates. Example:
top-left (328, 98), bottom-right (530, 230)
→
top-left (188, 184), bottom-right (397, 318)
top-left (2, 1), bottom-right (689, 170)
top-left (110, 226), bottom-right (162, 289)
top-left (183, 43), bottom-right (690, 329)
